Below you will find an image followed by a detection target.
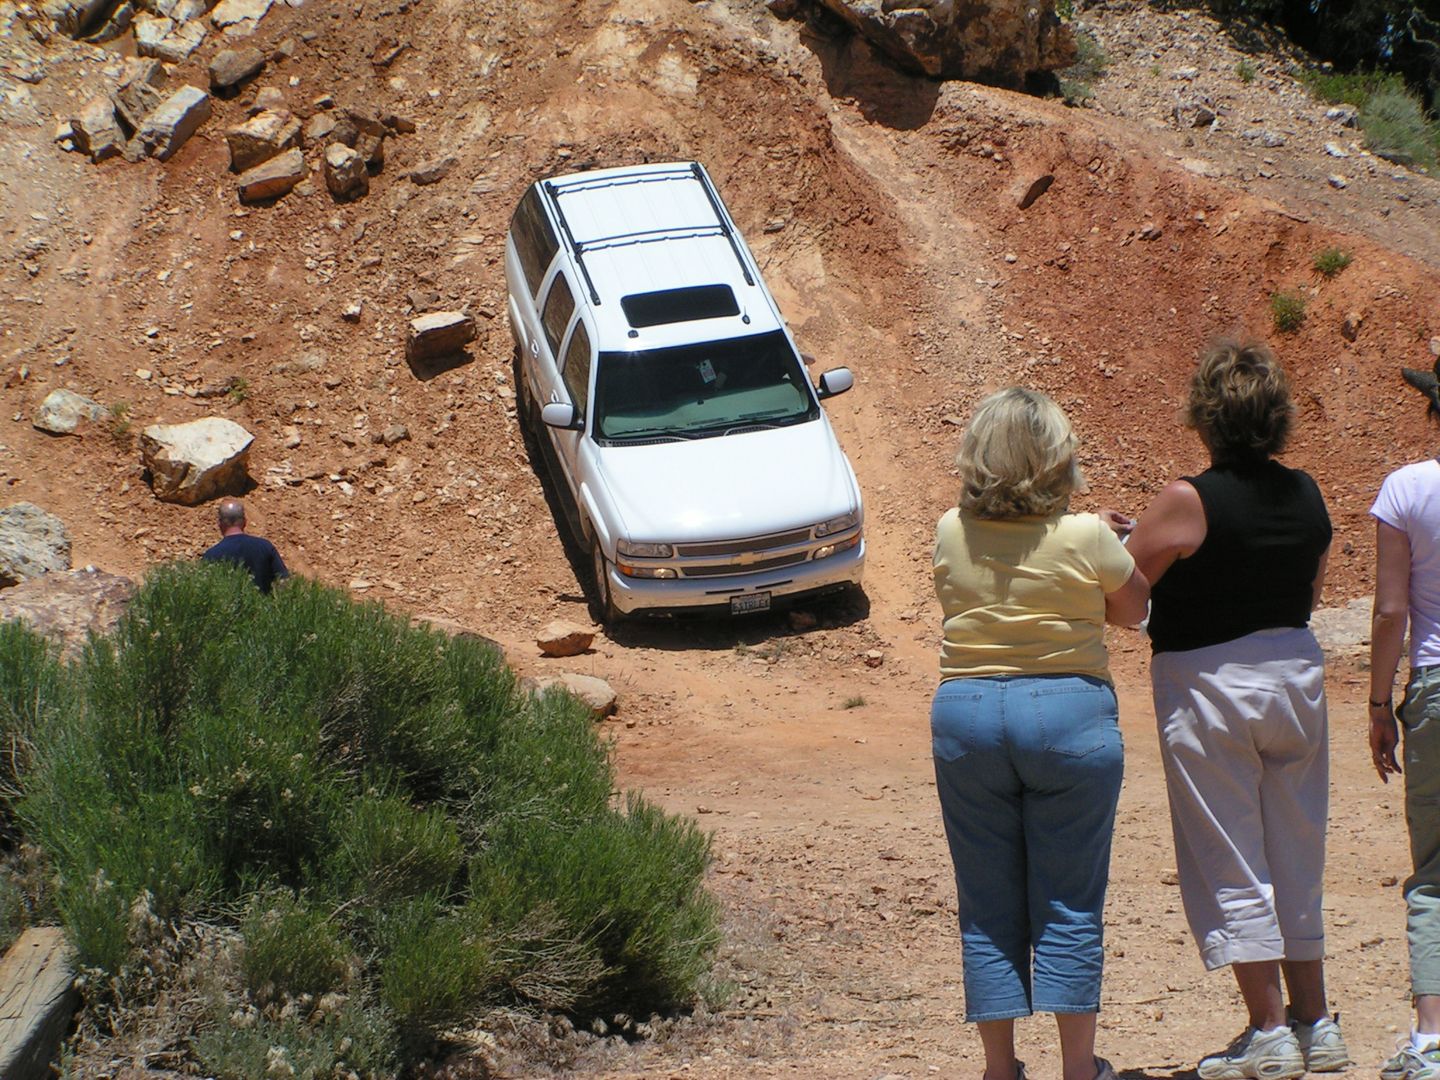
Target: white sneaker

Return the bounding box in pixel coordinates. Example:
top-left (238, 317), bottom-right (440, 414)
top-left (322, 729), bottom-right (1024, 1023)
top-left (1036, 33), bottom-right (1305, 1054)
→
top-left (1093, 1058), bottom-right (1118, 1080)
top-left (1292, 1014), bottom-right (1350, 1072)
top-left (1382, 1039), bottom-right (1440, 1080)
top-left (1197, 1026), bottom-right (1305, 1080)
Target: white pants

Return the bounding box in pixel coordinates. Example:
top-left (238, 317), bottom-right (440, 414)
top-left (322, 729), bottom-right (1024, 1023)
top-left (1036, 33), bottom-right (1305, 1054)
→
top-left (1151, 627), bottom-right (1329, 970)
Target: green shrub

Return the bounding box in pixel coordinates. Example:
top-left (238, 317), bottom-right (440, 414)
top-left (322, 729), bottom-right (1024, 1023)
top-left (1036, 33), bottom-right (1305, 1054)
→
top-left (1058, 29), bottom-right (1107, 105)
top-left (1270, 289), bottom-right (1307, 333)
top-left (20, 562), bottom-right (719, 1068)
top-left (194, 994), bottom-right (400, 1080)
top-left (1300, 67), bottom-right (1409, 107)
top-left (0, 622), bottom-right (69, 840)
top-left (1360, 87), bottom-right (1438, 169)
top-left (1312, 246), bottom-right (1353, 277)
top-left (241, 891), bottom-right (354, 1001)
top-left (1236, 59), bottom-right (1258, 83)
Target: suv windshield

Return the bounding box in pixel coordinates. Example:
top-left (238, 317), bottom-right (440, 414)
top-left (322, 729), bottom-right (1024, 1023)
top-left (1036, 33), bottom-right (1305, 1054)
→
top-left (593, 330), bottom-right (819, 442)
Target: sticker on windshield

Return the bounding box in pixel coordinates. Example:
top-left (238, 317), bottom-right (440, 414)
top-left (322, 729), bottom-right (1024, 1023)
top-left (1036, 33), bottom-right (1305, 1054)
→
top-left (698, 359), bottom-right (717, 384)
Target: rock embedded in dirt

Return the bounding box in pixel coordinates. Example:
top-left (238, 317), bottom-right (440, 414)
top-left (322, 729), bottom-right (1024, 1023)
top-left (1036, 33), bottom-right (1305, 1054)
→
top-left (355, 131), bottom-right (384, 171)
top-left (0, 503), bottom-right (71, 587)
top-left (146, 18), bottom-right (206, 62)
top-left (383, 111), bottom-right (416, 134)
top-left (0, 568), bottom-right (134, 658)
top-left (1325, 104), bottom-right (1359, 127)
top-left (1173, 95), bottom-right (1216, 129)
top-left (1342, 311), bottom-right (1363, 342)
top-left (133, 11), bottom-right (174, 54)
top-left (524, 672), bottom-right (617, 720)
top-left (225, 108), bottom-right (299, 172)
top-left (209, 46), bottom-right (266, 94)
top-left (249, 86), bottom-right (285, 114)
top-left (1016, 174), bottom-right (1054, 210)
top-left (210, 0), bottom-right (272, 29)
top-left (1328, 174), bottom-right (1348, 189)
top-left (323, 142), bottom-right (368, 200)
top-left (1138, 222), bottom-right (1163, 240)
top-left (408, 154), bottom-right (456, 185)
top-left (537, 619), bottom-right (596, 657)
top-left (45, 0), bottom-right (114, 37)
top-left (137, 85), bottom-right (211, 161)
top-left (811, 0), bottom-right (1073, 85)
top-left (406, 311), bottom-right (476, 363)
top-left (303, 110), bottom-right (339, 146)
top-left (1429, 337), bottom-right (1440, 359)
top-left (69, 95), bottom-right (122, 162)
top-left (33, 389), bottom-right (104, 435)
top-left (236, 146), bottom-right (307, 203)
top-left (380, 423), bottom-right (409, 446)
top-left (140, 417), bottom-right (254, 505)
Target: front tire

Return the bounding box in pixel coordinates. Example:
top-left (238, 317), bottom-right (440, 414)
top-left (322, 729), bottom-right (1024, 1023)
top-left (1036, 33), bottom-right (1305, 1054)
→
top-left (590, 538), bottom-right (621, 625)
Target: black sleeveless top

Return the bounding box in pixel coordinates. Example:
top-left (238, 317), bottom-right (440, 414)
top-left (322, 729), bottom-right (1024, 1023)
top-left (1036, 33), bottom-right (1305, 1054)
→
top-left (1148, 459), bottom-right (1332, 654)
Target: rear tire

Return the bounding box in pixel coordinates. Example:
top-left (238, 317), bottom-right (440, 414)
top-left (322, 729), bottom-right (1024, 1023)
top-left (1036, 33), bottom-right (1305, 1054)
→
top-left (590, 538), bottom-right (621, 625)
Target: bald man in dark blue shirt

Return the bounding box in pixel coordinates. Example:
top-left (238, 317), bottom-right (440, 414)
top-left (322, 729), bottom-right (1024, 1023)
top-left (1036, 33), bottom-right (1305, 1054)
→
top-left (202, 498), bottom-right (289, 593)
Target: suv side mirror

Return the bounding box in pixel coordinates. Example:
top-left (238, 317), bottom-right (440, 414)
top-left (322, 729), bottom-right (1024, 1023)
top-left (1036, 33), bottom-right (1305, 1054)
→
top-left (816, 367), bottom-right (854, 399)
top-left (541, 401), bottom-right (584, 430)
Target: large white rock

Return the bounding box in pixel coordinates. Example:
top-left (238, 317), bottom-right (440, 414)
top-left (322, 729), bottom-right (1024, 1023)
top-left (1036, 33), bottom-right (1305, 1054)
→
top-left (133, 11), bottom-right (174, 54)
top-left (210, 0), bottom-right (270, 27)
top-left (141, 417), bottom-right (254, 505)
top-left (0, 503), bottom-right (71, 587)
top-left (0, 569), bottom-right (134, 659)
top-left (145, 18), bottom-right (207, 62)
top-left (34, 389), bottom-right (104, 435)
top-left (70, 96), bottom-right (121, 162)
top-left (137, 85), bottom-right (211, 160)
top-left (524, 673), bottom-right (617, 720)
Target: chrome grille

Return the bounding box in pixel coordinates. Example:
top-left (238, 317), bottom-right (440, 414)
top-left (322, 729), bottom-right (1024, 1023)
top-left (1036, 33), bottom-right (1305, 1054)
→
top-left (675, 527), bottom-right (813, 558)
top-left (679, 551), bottom-right (809, 578)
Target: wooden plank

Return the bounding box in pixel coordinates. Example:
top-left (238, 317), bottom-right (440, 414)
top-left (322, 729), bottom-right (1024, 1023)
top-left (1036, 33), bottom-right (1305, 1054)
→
top-left (0, 927), bottom-right (78, 1080)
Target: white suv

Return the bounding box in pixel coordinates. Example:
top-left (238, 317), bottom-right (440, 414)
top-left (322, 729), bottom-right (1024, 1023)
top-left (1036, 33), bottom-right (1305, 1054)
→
top-left (504, 161), bottom-right (864, 620)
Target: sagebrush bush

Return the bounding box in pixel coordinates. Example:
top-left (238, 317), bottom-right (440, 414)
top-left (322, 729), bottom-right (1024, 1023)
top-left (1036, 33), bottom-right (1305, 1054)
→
top-left (1312, 246), bottom-right (1353, 277)
top-left (0, 622), bottom-right (71, 839)
top-left (21, 562), bottom-right (719, 1068)
top-left (1270, 289), bottom-right (1307, 333)
top-left (1361, 87), bottom-right (1438, 170)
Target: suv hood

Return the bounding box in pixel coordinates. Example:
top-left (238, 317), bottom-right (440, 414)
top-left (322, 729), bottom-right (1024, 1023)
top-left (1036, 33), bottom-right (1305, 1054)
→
top-left (593, 421), bottom-right (859, 542)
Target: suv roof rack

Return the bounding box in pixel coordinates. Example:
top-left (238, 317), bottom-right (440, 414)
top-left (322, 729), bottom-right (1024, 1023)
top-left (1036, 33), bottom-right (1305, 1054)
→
top-left (543, 163), bottom-right (755, 308)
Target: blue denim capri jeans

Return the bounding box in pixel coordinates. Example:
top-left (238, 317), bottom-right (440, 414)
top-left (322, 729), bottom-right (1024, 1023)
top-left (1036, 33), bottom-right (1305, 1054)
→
top-left (932, 673), bottom-right (1125, 1022)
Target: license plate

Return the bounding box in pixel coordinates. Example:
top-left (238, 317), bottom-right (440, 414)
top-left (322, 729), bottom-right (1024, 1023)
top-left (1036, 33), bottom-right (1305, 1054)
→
top-left (730, 592), bottom-right (771, 615)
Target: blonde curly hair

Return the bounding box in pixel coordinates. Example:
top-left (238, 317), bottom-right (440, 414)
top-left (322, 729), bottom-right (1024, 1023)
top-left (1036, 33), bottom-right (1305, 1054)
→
top-left (956, 387), bottom-right (1082, 519)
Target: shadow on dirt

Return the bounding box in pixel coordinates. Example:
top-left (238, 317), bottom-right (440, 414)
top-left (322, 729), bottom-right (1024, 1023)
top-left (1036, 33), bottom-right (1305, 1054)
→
top-left (796, 16), bottom-right (942, 131)
top-left (514, 387), bottom-right (871, 652)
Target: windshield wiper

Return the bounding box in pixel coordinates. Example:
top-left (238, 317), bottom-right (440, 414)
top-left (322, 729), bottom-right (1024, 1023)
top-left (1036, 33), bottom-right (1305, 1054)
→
top-left (603, 426), bottom-right (697, 442)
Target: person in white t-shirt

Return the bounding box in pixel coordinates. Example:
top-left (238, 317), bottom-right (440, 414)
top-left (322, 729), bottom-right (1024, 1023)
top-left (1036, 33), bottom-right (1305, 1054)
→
top-left (1369, 358), bottom-right (1440, 1080)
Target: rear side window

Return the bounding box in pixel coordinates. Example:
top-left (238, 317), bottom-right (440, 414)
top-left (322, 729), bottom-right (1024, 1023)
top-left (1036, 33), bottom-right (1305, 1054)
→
top-left (510, 187), bottom-right (558, 298)
top-left (541, 275), bottom-right (576, 359)
top-left (563, 321), bottom-right (592, 414)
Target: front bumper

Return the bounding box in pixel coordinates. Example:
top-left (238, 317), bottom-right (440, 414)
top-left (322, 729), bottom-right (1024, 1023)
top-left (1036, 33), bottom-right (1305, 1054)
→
top-left (607, 538), bottom-right (865, 615)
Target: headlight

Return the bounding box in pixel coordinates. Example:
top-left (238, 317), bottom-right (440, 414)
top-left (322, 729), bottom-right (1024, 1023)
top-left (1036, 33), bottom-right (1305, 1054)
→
top-left (814, 512), bottom-right (859, 538)
top-left (813, 532), bottom-right (862, 560)
top-left (619, 564), bottom-right (677, 579)
top-left (616, 539), bottom-right (674, 558)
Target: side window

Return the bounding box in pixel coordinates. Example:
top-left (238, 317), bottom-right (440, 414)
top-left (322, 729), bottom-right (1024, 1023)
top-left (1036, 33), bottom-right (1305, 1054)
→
top-left (562, 321), bottom-right (592, 414)
top-left (541, 274), bottom-right (575, 360)
top-left (510, 187), bottom-right (558, 298)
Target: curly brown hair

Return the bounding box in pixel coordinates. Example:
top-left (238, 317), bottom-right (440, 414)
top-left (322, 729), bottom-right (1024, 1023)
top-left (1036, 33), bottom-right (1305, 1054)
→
top-left (1187, 340), bottom-right (1294, 461)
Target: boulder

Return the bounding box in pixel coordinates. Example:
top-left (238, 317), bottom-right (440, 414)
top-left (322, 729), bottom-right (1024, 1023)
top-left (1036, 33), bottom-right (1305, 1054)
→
top-left (812, 0), bottom-right (1075, 85)
top-left (536, 618), bottom-right (595, 657)
top-left (43, 0), bottom-right (113, 36)
top-left (70, 95), bottom-right (122, 162)
top-left (323, 142), bottom-right (368, 200)
top-left (137, 85), bottom-right (211, 160)
top-left (165, 0), bottom-right (211, 19)
top-left (1173, 95), bottom-right (1216, 129)
top-left (113, 76), bottom-right (165, 134)
top-left (225, 108), bottom-right (299, 172)
top-left (356, 131), bottom-right (384, 171)
top-left (236, 146), bottom-right (306, 202)
top-left (210, 0), bottom-right (271, 27)
top-left (409, 154), bottom-right (456, 185)
top-left (132, 11), bottom-right (174, 53)
top-left (406, 312), bottom-right (476, 363)
top-left (524, 673), bottom-right (617, 720)
top-left (0, 503), bottom-right (71, 587)
top-left (140, 417), bottom-right (254, 505)
top-left (209, 46), bottom-right (265, 93)
top-left (0, 569), bottom-right (135, 659)
top-left (33, 389), bottom-right (104, 435)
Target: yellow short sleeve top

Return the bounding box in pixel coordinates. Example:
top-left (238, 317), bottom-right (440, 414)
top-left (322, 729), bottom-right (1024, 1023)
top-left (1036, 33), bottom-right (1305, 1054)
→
top-left (933, 509), bottom-right (1136, 683)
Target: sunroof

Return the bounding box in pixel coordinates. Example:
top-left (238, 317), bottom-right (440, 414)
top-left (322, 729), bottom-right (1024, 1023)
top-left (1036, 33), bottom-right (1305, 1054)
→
top-left (621, 285), bottom-right (739, 328)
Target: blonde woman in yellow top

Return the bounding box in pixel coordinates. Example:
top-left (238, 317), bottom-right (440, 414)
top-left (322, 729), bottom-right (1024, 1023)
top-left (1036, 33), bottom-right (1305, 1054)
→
top-left (932, 387), bottom-right (1149, 1080)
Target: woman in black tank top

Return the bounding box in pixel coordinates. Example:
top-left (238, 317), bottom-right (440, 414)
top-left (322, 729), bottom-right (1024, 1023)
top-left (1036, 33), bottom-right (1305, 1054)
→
top-left (1124, 341), bottom-right (1343, 1079)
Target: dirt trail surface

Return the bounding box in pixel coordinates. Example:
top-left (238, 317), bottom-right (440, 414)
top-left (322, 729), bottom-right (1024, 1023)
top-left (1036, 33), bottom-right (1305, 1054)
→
top-left (2, 0), bottom-right (1440, 1075)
